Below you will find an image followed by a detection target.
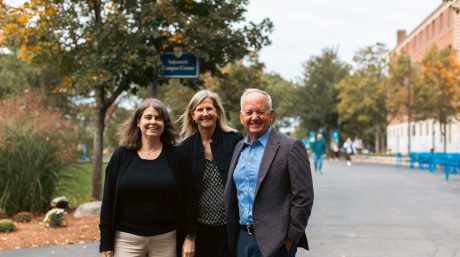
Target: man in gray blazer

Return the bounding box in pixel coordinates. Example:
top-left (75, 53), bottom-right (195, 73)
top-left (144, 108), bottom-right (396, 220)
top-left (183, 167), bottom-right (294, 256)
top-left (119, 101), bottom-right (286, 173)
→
top-left (224, 88), bottom-right (314, 257)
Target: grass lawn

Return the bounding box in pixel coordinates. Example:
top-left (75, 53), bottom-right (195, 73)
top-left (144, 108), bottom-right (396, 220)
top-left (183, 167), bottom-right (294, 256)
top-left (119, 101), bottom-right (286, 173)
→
top-left (53, 163), bottom-right (106, 208)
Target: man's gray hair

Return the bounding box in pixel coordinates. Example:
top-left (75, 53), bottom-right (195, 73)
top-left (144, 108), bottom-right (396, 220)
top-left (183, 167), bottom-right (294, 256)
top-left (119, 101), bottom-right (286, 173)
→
top-left (240, 88), bottom-right (273, 111)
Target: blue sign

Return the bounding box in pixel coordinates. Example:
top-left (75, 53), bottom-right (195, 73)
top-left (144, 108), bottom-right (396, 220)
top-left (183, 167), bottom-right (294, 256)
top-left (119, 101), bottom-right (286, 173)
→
top-left (160, 53), bottom-right (199, 78)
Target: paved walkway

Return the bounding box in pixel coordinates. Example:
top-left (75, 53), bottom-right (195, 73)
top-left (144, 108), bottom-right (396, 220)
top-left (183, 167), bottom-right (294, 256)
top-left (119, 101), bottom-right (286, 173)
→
top-left (298, 160), bottom-right (460, 257)
top-left (1, 160), bottom-right (459, 257)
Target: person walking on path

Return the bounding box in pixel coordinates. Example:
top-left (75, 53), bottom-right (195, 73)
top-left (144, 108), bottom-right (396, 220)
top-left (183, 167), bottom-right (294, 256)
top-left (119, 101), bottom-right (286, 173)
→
top-left (330, 139), bottom-right (339, 161)
top-left (343, 137), bottom-right (355, 166)
top-left (99, 99), bottom-right (196, 257)
top-left (179, 90), bottom-right (243, 257)
top-left (224, 88), bottom-right (314, 257)
top-left (312, 134), bottom-right (326, 174)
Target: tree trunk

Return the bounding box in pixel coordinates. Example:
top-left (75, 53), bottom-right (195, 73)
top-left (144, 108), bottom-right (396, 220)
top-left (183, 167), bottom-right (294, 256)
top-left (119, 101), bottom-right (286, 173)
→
top-left (442, 122), bottom-right (447, 153)
top-left (374, 126), bottom-right (380, 153)
top-left (432, 120), bottom-right (436, 152)
top-left (406, 75), bottom-right (411, 155)
top-left (407, 119), bottom-right (411, 154)
top-left (91, 85), bottom-right (124, 200)
top-left (92, 105), bottom-right (106, 200)
top-left (380, 127), bottom-right (386, 153)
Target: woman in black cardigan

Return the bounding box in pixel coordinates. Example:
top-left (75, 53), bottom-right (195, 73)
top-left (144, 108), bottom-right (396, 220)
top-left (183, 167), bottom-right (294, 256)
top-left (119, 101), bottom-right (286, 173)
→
top-left (99, 98), bottom-right (196, 257)
top-left (179, 90), bottom-right (243, 257)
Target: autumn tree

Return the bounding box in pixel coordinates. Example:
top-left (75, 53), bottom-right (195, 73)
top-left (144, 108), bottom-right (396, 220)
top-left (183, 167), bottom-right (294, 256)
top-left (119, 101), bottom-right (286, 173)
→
top-left (386, 52), bottom-right (423, 154)
top-left (297, 48), bottom-right (350, 139)
top-left (336, 43), bottom-right (388, 152)
top-left (0, 0), bottom-right (272, 199)
top-left (420, 46), bottom-right (460, 152)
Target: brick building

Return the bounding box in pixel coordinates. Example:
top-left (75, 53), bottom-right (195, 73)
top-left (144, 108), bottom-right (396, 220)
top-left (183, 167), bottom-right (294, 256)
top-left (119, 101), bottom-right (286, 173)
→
top-left (387, 1), bottom-right (460, 154)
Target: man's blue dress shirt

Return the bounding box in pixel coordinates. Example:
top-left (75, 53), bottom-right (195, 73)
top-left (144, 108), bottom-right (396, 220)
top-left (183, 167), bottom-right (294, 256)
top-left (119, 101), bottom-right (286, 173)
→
top-left (233, 127), bottom-right (272, 225)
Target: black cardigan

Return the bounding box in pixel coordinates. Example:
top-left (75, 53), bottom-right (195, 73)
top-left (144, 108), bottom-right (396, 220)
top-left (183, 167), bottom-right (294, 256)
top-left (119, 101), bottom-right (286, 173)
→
top-left (99, 145), bottom-right (196, 256)
top-left (178, 127), bottom-right (243, 220)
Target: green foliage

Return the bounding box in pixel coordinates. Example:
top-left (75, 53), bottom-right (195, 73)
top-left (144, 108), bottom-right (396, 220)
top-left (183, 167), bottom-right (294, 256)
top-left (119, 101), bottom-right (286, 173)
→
top-left (14, 212), bottom-right (32, 223)
top-left (53, 163), bottom-right (95, 208)
top-left (297, 48), bottom-right (350, 134)
top-left (0, 125), bottom-right (63, 215)
top-left (0, 219), bottom-right (15, 233)
top-left (336, 43), bottom-right (389, 152)
top-left (1, 0), bottom-right (273, 199)
top-left (159, 79), bottom-right (197, 122)
top-left (203, 56), bottom-right (268, 130)
top-left (263, 73), bottom-right (299, 131)
top-left (43, 208), bottom-right (66, 228)
top-left (0, 54), bottom-right (36, 98)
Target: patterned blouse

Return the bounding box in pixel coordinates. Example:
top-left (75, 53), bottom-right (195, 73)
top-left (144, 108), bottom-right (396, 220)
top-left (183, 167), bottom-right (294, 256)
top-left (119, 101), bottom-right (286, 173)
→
top-left (196, 159), bottom-right (226, 226)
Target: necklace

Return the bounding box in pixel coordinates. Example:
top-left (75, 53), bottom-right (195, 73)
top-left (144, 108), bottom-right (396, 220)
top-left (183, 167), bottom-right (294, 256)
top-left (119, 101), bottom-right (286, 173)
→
top-left (140, 145), bottom-right (163, 156)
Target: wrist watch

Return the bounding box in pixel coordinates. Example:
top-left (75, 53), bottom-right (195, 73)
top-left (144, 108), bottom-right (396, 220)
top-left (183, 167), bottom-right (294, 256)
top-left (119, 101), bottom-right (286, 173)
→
top-left (186, 233), bottom-right (196, 241)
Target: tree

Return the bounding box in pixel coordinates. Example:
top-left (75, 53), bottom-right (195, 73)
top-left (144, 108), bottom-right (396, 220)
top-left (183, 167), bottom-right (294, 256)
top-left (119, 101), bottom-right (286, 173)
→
top-left (297, 48), bottom-right (350, 139)
top-left (203, 54), bottom-right (268, 131)
top-left (263, 73), bottom-right (298, 130)
top-left (336, 43), bottom-right (388, 152)
top-left (387, 53), bottom-right (421, 154)
top-left (0, 0), bottom-right (273, 199)
top-left (420, 46), bottom-right (460, 152)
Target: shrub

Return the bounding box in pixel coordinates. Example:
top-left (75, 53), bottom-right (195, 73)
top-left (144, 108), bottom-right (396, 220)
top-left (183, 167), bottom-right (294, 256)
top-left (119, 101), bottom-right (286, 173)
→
top-left (43, 208), bottom-right (66, 228)
top-left (14, 212), bottom-right (33, 223)
top-left (0, 219), bottom-right (16, 233)
top-left (0, 92), bottom-right (77, 215)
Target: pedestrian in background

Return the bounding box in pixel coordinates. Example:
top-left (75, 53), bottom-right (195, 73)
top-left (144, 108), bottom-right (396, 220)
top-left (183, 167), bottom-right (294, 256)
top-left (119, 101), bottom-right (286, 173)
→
top-left (353, 136), bottom-right (363, 154)
top-left (179, 90), bottom-right (243, 257)
top-left (330, 139), bottom-right (339, 161)
top-left (224, 88), bottom-right (314, 257)
top-left (343, 137), bottom-right (355, 166)
top-left (99, 98), bottom-right (195, 257)
top-left (312, 134), bottom-right (326, 174)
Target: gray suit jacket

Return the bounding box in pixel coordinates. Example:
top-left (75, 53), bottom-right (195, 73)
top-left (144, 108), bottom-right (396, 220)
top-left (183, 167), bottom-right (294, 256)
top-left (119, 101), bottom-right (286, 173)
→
top-left (224, 130), bottom-right (314, 257)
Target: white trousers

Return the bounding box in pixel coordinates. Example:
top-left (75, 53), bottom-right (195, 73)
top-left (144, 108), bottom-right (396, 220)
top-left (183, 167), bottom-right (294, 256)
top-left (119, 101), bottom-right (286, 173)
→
top-left (114, 230), bottom-right (176, 257)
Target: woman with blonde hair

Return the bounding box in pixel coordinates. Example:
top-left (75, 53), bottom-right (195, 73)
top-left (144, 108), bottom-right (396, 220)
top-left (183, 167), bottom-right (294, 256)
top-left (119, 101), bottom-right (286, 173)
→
top-left (179, 90), bottom-right (243, 257)
top-left (99, 98), bottom-right (196, 257)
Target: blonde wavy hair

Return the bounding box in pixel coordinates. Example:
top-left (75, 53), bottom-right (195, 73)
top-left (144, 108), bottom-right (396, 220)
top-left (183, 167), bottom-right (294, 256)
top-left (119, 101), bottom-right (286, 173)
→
top-left (180, 90), bottom-right (237, 139)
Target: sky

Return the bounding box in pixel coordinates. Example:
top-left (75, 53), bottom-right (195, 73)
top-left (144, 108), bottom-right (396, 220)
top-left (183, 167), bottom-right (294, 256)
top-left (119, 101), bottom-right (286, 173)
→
top-left (5, 0), bottom-right (442, 82)
top-left (244, 0), bottom-right (442, 82)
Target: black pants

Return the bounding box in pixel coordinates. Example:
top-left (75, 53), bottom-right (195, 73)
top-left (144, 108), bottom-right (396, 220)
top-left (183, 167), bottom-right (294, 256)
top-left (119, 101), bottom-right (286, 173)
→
top-left (236, 230), bottom-right (297, 257)
top-left (196, 224), bottom-right (230, 257)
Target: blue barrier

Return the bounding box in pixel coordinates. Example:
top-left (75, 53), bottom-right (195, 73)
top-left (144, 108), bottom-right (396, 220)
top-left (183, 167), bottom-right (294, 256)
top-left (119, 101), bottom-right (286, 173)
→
top-left (408, 152), bottom-right (460, 181)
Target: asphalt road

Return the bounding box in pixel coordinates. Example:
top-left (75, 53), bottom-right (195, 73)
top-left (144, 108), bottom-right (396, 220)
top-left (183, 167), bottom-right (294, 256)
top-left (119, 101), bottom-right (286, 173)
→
top-left (1, 160), bottom-right (459, 257)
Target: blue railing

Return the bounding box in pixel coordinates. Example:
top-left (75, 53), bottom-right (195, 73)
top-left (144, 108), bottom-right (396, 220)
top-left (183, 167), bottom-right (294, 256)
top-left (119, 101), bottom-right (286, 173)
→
top-left (407, 152), bottom-right (460, 180)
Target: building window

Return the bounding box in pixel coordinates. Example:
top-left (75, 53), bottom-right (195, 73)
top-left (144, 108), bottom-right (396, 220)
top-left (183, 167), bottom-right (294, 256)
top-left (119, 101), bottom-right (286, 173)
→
top-left (448, 8), bottom-right (453, 30)
top-left (432, 20), bottom-right (436, 40)
top-left (439, 13), bottom-right (444, 35)
top-left (413, 38), bottom-right (417, 52)
top-left (419, 123), bottom-right (422, 135)
top-left (412, 124), bottom-right (416, 136)
top-left (426, 122), bottom-right (429, 136)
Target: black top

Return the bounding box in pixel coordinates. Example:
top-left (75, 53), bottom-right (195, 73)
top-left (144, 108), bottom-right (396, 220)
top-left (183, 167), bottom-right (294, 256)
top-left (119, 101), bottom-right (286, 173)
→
top-left (99, 146), bottom-right (196, 256)
top-left (116, 151), bottom-right (176, 236)
top-left (179, 127), bottom-right (243, 225)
